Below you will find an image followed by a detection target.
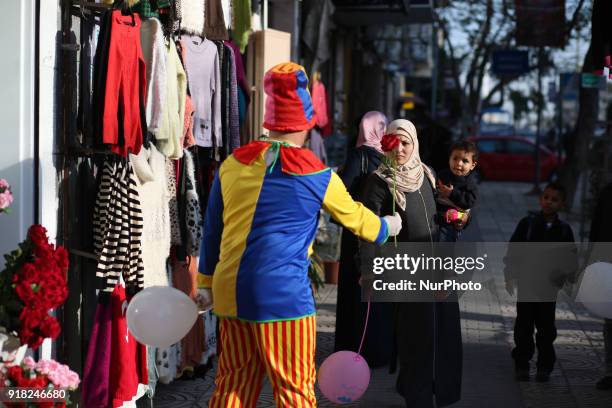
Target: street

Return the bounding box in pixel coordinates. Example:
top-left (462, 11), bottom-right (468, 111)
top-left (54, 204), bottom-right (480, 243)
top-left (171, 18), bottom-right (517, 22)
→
top-left (151, 181), bottom-right (612, 408)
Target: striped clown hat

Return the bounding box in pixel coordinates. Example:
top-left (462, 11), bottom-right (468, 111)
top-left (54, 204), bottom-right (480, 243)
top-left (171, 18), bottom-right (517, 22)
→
top-left (263, 62), bottom-right (315, 132)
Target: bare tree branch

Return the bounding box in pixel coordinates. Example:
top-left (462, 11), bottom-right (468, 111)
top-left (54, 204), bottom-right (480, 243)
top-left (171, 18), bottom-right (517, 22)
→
top-left (565, 0), bottom-right (587, 39)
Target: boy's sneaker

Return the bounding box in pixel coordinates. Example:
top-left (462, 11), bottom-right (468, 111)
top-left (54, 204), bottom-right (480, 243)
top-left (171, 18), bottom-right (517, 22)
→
top-left (535, 369), bottom-right (552, 383)
top-left (596, 376), bottom-right (612, 390)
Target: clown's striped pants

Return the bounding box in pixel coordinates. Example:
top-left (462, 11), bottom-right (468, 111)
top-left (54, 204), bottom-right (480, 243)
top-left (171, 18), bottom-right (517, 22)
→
top-left (209, 316), bottom-right (317, 408)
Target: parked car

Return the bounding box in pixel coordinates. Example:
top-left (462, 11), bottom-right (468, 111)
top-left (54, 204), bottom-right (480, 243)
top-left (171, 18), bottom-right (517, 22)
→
top-left (468, 136), bottom-right (562, 182)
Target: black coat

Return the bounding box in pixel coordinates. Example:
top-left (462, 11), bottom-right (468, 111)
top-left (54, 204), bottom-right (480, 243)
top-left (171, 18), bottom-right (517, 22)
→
top-left (437, 168), bottom-right (479, 211)
top-left (360, 173), bottom-right (462, 407)
top-left (504, 211), bottom-right (578, 301)
top-left (334, 146), bottom-right (388, 365)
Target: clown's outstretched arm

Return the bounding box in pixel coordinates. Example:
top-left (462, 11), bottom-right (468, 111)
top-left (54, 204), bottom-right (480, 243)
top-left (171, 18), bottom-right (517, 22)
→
top-left (322, 171), bottom-right (401, 244)
top-left (197, 172), bottom-right (223, 300)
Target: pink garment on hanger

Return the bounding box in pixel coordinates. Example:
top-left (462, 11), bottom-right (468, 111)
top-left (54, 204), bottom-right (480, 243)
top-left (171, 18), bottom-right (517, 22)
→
top-left (311, 80), bottom-right (332, 136)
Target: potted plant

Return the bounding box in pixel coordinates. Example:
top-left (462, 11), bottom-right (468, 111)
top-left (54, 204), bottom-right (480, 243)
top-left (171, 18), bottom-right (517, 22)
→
top-left (309, 253), bottom-right (325, 296)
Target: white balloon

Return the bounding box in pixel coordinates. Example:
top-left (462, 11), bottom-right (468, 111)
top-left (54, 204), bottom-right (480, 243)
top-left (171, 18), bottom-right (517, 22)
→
top-left (576, 262), bottom-right (612, 319)
top-left (126, 286), bottom-right (199, 348)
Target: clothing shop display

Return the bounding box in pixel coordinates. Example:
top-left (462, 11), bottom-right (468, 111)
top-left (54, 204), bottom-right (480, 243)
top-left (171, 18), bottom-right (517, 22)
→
top-left (231, 0), bottom-right (252, 52)
top-left (130, 145), bottom-right (172, 287)
top-left (92, 10), bottom-right (113, 150)
top-left (225, 45), bottom-right (241, 151)
top-left (140, 18), bottom-right (167, 139)
top-left (311, 78), bottom-right (331, 136)
top-left (217, 43), bottom-right (229, 158)
top-left (102, 10), bottom-right (148, 156)
top-left (225, 40), bottom-right (250, 100)
top-left (171, 256), bottom-right (206, 374)
top-left (205, 0), bottom-right (229, 40)
top-left (157, 40), bottom-right (187, 159)
top-left (166, 158), bottom-right (183, 245)
top-left (178, 0), bottom-right (205, 36)
top-left (183, 149), bottom-right (202, 256)
top-left (183, 36), bottom-right (222, 149)
top-left (156, 344), bottom-right (179, 384)
top-left (132, 0), bottom-right (173, 19)
top-left (109, 285), bottom-right (148, 407)
top-left (178, 40), bottom-right (197, 148)
top-left (82, 298), bottom-right (113, 408)
top-left (93, 159), bottom-right (146, 293)
top-left (72, 0), bottom-right (249, 402)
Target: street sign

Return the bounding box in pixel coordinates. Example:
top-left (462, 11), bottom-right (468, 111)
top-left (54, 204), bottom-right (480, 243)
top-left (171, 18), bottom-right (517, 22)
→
top-left (491, 50), bottom-right (529, 77)
top-left (581, 73), bottom-right (605, 89)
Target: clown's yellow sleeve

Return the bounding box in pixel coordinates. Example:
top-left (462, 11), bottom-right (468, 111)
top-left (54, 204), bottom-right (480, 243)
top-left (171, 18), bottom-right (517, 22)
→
top-left (322, 171), bottom-right (388, 244)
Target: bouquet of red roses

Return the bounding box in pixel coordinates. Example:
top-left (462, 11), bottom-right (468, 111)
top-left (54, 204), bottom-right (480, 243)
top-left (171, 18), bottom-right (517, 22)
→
top-left (0, 225), bottom-right (69, 349)
top-left (0, 356), bottom-right (79, 407)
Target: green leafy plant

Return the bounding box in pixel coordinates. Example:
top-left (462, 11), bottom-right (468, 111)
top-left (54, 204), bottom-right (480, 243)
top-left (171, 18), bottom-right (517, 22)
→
top-left (308, 253), bottom-right (325, 296)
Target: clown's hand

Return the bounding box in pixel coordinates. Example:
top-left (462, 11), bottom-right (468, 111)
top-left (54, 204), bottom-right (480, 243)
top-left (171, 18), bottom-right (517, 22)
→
top-left (383, 212), bottom-right (402, 237)
top-left (196, 288), bottom-right (213, 312)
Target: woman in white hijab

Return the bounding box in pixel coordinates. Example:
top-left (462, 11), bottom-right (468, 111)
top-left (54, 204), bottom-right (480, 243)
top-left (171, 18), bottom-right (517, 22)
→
top-left (360, 119), bottom-right (463, 408)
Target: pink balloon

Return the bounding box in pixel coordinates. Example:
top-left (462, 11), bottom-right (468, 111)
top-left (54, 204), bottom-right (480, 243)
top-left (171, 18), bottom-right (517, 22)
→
top-left (317, 351), bottom-right (370, 404)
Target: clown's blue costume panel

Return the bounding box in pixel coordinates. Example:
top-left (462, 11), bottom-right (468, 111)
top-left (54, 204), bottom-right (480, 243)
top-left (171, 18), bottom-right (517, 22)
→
top-left (197, 62), bottom-right (390, 407)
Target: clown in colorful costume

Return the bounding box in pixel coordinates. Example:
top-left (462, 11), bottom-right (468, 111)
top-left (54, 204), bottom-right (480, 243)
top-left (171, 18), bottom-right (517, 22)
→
top-left (197, 139), bottom-right (388, 321)
top-left (197, 62), bottom-right (401, 408)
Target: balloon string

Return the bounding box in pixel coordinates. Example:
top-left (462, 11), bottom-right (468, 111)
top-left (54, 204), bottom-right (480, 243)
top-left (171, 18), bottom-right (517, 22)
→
top-left (357, 296), bottom-right (371, 355)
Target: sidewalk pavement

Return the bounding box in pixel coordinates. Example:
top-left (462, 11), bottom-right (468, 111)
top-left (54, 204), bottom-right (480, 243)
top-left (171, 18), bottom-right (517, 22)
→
top-left (150, 182), bottom-right (612, 408)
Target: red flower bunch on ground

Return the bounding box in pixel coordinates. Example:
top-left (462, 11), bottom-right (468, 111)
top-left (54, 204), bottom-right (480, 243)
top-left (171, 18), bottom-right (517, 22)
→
top-left (0, 225), bottom-right (69, 349)
top-left (380, 134), bottom-right (400, 152)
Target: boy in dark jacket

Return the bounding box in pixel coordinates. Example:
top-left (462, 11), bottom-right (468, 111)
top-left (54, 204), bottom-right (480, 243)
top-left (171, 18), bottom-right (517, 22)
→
top-left (436, 140), bottom-right (479, 242)
top-left (504, 183), bottom-right (577, 382)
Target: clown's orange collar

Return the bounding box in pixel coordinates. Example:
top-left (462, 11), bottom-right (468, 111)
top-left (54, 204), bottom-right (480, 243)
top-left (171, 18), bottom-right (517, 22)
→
top-left (233, 140), bottom-right (329, 176)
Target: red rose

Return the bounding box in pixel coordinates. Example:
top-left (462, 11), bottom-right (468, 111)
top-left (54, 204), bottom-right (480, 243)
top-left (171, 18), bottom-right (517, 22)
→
top-left (33, 242), bottom-right (54, 261)
top-left (7, 365), bottom-right (24, 383)
top-left (20, 262), bottom-right (38, 282)
top-left (40, 316), bottom-right (61, 339)
top-left (381, 134), bottom-right (400, 152)
top-left (15, 281), bottom-right (35, 303)
top-left (54, 246), bottom-right (69, 271)
top-left (20, 307), bottom-right (46, 330)
top-left (28, 224), bottom-right (49, 246)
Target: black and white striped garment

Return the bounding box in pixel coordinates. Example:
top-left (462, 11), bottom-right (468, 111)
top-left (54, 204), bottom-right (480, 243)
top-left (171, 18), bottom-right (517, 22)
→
top-left (93, 158), bottom-right (145, 292)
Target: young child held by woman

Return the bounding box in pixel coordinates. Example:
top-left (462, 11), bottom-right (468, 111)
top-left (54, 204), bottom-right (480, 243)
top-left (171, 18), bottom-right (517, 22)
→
top-left (436, 140), bottom-right (479, 242)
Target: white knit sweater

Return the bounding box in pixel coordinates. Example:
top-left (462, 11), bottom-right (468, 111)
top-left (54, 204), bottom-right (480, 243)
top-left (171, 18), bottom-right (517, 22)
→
top-left (129, 145), bottom-right (172, 288)
top-left (156, 41), bottom-right (186, 159)
top-left (140, 18), bottom-right (167, 137)
top-left (179, 0), bottom-right (205, 36)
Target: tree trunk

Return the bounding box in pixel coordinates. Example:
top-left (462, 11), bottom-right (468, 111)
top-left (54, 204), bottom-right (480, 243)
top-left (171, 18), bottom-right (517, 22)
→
top-left (559, 45), bottom-right (598, 210)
